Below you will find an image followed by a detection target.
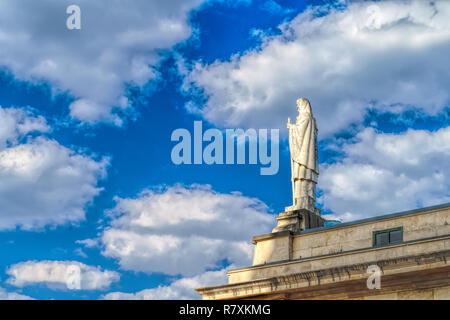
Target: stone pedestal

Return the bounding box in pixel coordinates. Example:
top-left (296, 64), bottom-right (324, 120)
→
top-left (272, 208), bottom-right (324, 233)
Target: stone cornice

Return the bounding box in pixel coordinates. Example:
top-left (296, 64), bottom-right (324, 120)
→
top-left (196, 249), bottom-right (450, 300)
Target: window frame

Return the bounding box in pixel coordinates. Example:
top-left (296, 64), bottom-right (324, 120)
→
top-left (372, 227), bottom-right (403, 247)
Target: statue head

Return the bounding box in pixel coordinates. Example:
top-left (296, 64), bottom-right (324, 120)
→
top-left (296, 98), bottom-right (312, 115)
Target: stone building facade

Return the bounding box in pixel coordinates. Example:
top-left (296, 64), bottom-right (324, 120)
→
top-left (196, 203), bottom-right (450, 300)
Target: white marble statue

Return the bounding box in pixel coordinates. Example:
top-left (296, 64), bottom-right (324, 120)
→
top-left (287, 98), bottom-right (319, 211)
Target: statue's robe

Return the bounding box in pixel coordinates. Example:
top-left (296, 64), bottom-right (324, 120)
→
top-left (289, 112), bottom-right (319, 208)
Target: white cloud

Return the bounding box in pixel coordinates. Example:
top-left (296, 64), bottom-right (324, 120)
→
top-left (0, 107), bottom-right (108, 230)
top-left (99, 184), bottom-right (275, 276)
top-left (0, 287), bottom-right (34, 300)
top-left (0, 0), bottom-right (204, 125)
top-left (183, 0), bottom-right (450, 136)
top-left (320, 126), bottom-right (450, 221)
top-left (76, 238), bottom-right (100, 249)
top-left (0, 107), bottom-right (49, 149)
top-left (7, 260), bottom-right (119, 291)
top-left (103, 268), bottom-right (227, 300)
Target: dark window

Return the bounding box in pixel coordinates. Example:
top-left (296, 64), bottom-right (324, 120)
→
top-left (389, 229), bottom-right (402, 244)
top-left (375, 232), bottom-right (389, 246)
top-left (373, 227), bottom-right (403, 247)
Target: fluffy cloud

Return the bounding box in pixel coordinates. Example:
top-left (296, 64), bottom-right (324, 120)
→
top-left (320, 126), bottom-right (450, 221)
top-left (0, 107), bottom-right (49, 149)
top-left (0, 138), bottom-right (108, 230)
top-left (0, 0), bottom-right (204, 125)
top-left (7, 260), bottom-right (119, 290)
top-left (103, 268), bottom-right (227, 300)
top-left (183, 0), bottom-right (450, 136)
top-left (0, 287), bottom-right (34, 300)
top-left (98, 185), bottom-right (275, 276)
top-left (0, 107), bottom-right (108, 230)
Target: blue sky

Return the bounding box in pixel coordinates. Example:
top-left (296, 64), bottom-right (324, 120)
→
top-left (0, 0), bottom-right (449, 300)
